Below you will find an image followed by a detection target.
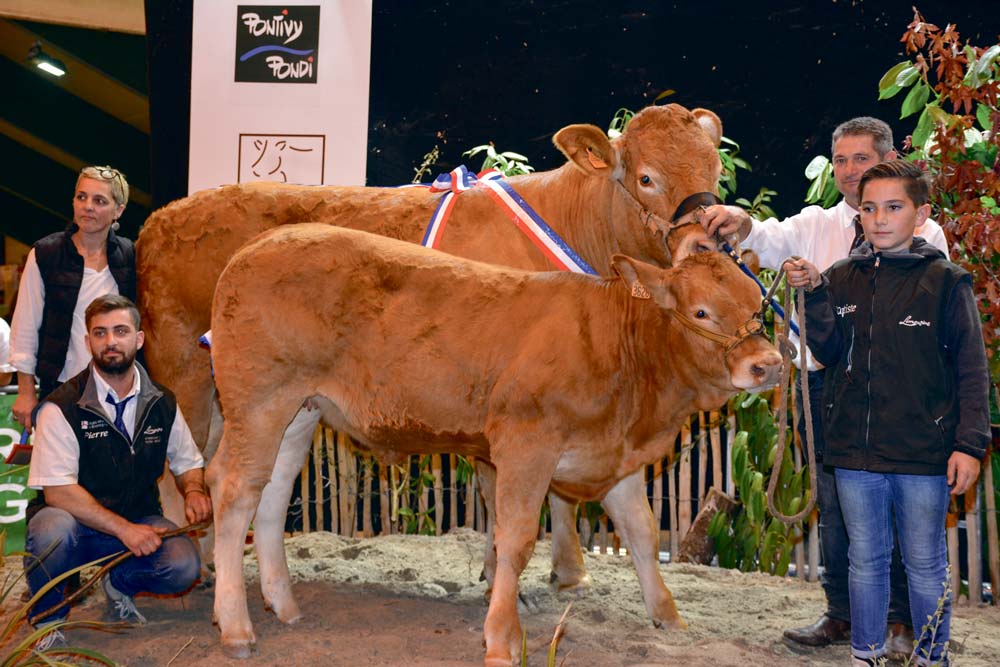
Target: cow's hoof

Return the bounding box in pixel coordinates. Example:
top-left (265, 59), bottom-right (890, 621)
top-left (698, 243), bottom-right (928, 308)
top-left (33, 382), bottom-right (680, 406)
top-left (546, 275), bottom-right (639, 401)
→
top-left (653, 616), bottom-right (688, 631)
top-left (551, 572), bottom-right (592, 595)
top-left (515, 590), bottom-right (539, 613)
top-left (221, 640), bottom-right (256, 659)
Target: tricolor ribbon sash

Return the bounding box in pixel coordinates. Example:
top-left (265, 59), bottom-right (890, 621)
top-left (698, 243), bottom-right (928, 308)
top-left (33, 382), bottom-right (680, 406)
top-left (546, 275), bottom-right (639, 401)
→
top-left (420, 165), bottom-right (596, 275)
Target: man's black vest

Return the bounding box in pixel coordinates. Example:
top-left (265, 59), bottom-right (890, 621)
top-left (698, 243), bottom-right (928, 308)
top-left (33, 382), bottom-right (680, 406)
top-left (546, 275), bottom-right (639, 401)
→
top-left (27, 365), bottom-right (176, 523)
top-left (33, 226), bottom-right (136, 389)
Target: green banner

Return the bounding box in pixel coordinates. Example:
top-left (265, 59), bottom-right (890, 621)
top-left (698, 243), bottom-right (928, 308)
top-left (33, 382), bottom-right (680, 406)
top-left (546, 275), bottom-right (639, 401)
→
top-left (0, 393), bottom-right (34, 554)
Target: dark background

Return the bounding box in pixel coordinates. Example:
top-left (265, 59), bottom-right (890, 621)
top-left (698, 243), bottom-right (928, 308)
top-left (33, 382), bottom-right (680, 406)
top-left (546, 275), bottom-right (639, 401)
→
top-left (3, 0), bottom-right (999, 249)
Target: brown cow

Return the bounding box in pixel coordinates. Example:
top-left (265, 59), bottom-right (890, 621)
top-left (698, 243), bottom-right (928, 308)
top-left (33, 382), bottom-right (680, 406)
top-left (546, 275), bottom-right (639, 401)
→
top-left (138, 103), bottom-right (724, 589)
top-left (207, 224), bottom-right (783, 665)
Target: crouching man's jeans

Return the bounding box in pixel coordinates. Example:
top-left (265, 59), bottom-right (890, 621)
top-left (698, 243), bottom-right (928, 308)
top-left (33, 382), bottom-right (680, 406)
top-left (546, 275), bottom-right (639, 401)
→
top-left (835, 468), bottom-right (951, 666)
top-left (24, 507), bottom-right (200, 622)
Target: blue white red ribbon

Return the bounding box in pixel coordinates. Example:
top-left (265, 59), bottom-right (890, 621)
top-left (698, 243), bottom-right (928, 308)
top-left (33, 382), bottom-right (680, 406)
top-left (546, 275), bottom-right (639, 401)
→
top-left (420, 166), bottom-right (596, 275)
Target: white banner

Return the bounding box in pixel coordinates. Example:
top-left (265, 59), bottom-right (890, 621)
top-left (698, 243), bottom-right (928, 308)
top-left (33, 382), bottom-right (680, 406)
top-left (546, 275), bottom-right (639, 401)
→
top-left (189, 1), bottom-right (372, 194)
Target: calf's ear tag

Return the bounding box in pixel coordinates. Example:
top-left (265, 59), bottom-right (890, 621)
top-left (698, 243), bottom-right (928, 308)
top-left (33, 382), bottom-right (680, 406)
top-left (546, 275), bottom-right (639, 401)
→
top-left (630, 280), bottom-right (651, 299)
top-left (586, 146), bottom-right (608, 169)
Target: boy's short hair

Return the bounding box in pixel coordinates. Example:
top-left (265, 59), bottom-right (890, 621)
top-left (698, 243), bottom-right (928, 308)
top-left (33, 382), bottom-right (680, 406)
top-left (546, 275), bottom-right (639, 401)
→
top-left (85, 294), bottom-right (141, 330)
top-left (858, 159), bottom-right (931, 207)
top-left (831, 117), bottom-right (894, 157)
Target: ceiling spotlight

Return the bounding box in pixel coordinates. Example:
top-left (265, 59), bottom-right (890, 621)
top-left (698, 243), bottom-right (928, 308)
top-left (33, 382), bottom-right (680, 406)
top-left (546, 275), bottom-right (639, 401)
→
top-left (27, 41), bottom-right (66, 77)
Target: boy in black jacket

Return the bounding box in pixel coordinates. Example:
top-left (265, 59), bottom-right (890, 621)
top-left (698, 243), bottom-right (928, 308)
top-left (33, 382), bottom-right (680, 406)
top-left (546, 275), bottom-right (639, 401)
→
top-left (782, 159), bottom-right (990, 667)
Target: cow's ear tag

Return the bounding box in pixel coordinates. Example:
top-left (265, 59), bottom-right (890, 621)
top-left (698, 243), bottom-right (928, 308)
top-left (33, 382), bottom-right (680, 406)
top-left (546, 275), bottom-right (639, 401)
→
top-left (586, 146), bottom-right (608, 169)
top-left (630, 280), bottom-right (651, 299)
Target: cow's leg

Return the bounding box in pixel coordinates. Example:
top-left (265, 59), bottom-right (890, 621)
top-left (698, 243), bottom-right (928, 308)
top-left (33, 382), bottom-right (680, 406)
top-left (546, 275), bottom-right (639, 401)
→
top-left (208, 397), bottom-right (303, 659)
top-left (601, 470), bottom-right (687, 630)
top-left (547, 493), bottom-right (591, 592)
top-left (475, 461), bottom-right (498, 592)
top-left (483, 453), bottom-right (558, 667)
top-left (255, 406), bottom-right (321, 623)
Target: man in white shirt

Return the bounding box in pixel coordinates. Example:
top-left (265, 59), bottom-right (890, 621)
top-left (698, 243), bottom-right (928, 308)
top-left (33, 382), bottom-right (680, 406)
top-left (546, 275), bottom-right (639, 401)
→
top-left (700, 117), bottom-right (949, 657)
top-left (23, 294), bottom-right (211, 649)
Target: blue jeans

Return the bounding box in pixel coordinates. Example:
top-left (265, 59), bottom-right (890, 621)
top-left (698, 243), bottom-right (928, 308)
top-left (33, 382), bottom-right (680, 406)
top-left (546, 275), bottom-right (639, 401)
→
top-left (835, 469), bottom-right (951, 666)
top-left (24, 507), bottom-right (200, 622)
top-left (797, 371), bottom-right (910, 625)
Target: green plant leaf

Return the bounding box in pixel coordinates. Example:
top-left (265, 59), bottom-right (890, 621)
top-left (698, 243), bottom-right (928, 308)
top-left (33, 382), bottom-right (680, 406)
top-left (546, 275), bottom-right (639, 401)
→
top-left (879, 61), bottom-right (912, 97)
top-left (911, 105), bottom-right (934, 149)
top-left (894, 65), bottom-right (920, 88)
top-left (900, 81), bottom-right (931, 119)
top-left (804, 155), bottom-right (829, 180)
top-left (976, 103), bottom-right (993, 131)
top-left (970, 44), bottom-right (1000, 86)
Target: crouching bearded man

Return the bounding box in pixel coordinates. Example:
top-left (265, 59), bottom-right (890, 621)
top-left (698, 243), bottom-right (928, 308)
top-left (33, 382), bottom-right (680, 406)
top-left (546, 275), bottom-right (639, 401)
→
top-left (23, 294), bottom-right (211, 649)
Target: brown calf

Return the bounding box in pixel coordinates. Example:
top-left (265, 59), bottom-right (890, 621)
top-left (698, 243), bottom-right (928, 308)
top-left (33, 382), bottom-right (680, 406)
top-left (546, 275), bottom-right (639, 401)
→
top-left (207, 224), bottom-right (782, 665)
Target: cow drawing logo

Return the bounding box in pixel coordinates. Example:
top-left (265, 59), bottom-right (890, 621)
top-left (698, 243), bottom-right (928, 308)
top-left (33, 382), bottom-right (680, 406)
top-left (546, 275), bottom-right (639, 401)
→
top-left (235, 5), bottom-right (321, 84)
top-left (238, 133), bottom-right (326, 185)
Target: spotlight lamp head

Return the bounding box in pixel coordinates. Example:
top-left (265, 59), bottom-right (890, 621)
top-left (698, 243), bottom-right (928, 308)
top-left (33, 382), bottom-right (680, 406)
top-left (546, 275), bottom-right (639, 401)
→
top-left (27, 41), bottom-right (67, 78)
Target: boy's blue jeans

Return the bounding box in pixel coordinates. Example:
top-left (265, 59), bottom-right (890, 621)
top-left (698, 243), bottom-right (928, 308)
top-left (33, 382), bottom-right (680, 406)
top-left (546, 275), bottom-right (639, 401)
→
top-left (24, 506), bottom-right (201, 622)
top-left (835, 468), bottom-right (951, 666)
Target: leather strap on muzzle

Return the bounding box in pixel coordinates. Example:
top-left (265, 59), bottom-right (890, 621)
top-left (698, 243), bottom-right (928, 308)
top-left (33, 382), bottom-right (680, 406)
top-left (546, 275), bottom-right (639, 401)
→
top-left (671, 191), bottom-right (723, 222)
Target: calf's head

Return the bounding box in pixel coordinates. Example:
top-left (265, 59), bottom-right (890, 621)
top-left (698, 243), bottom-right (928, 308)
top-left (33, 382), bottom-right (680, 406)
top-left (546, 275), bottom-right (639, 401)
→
top-left (612, 252), bottom-right (783, 396)
top-left (554, 104), bottom-right (723, 266)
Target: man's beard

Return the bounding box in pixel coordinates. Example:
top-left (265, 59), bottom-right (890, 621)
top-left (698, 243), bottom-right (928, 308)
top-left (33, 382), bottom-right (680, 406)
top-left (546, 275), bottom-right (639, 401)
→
top-left (94, 348), bottom-right (136, 376)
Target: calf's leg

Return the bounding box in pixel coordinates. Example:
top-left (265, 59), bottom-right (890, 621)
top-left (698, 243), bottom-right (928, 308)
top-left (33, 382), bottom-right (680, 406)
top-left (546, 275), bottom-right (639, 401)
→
top-left (601, 470), bottom-right (686, 630)
top-left (255, 406), bottom-right (321, 623)
top-left (475, 461), bottom-right (498, 592)
top-left (547, 493), bottom-right (591, 591)
top-left (208, 397), bottom-right (304, 659)
top-left (483, 451), bottom-right (559, 667)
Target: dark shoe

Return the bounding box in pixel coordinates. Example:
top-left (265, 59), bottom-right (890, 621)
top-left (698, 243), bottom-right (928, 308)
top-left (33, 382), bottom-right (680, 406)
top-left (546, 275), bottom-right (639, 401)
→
top-left (782, 614), bottom-right (851, 647)
top-left (885, 623), bottom-right (914, 662)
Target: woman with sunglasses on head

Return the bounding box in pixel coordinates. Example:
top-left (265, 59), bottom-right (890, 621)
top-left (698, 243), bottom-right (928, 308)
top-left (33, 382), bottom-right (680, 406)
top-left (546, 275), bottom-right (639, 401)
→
top-left (8, 166), bottom-right (136, 431)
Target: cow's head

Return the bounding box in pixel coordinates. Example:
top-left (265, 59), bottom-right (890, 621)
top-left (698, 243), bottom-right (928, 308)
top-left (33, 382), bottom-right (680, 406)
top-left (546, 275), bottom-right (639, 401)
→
top-left (554, 104), bottom-right (723, 267)
top-left (612, 252), bottom-right (782, 400)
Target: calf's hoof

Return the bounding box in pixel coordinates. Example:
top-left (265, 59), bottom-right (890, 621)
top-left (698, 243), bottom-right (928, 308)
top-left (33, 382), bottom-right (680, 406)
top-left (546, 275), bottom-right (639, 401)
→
top-left (550, 571), bottom-right (592, 595)
top-left (221, 640), bottom-right (256, 659)
top-left (653, 615), bottom-right (688, 631)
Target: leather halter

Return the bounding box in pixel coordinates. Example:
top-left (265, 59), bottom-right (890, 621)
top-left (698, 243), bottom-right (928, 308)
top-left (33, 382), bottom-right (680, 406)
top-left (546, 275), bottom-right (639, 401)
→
top-left (666, 308), bottom-right (768, 354)
top-left (614, 181), bottom-right (723, 241)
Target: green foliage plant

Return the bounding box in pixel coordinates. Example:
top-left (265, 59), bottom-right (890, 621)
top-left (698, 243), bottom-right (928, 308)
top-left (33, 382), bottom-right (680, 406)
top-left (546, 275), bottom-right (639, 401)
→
top-left (463, 144), bottom-right (534, 176)
top-left (706, 392), bottom-right (807, 575)
top-left (877, 9), bottom-right (1000, 384)
top-left (803, 155), bottom-right (840, 209)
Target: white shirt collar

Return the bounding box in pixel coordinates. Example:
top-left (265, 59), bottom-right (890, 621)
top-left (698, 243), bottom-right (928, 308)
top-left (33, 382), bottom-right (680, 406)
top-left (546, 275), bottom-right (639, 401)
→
top-left (90, 363), bottom-right (141, 403)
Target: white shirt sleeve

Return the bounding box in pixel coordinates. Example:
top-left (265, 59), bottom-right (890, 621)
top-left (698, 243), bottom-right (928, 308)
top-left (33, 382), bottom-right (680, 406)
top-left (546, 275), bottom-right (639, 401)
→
top-left (26, 402), bottom-right (80, 488)
top-left (916, 219), bottom-right (950, 259)
top-left (742, 207), bottom-right (825, 271)
top-left (166, 407), bottom-right (205, 476)
top-left (8, 249), bottom-right (45, 376)
top-left (0, 318), bottom-right (14, 374)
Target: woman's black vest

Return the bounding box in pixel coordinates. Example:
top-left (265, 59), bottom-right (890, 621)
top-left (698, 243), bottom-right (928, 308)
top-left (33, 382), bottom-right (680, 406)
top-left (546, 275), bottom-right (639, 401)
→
top-left (32, 226), bottom-right (136, 389)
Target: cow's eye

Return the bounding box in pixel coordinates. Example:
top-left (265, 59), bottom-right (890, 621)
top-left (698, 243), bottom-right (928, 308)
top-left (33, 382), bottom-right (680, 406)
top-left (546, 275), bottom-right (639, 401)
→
top-left (639, 174), bottom-right (652, 186)
top-left (695, 309), bottom-right (707, 319)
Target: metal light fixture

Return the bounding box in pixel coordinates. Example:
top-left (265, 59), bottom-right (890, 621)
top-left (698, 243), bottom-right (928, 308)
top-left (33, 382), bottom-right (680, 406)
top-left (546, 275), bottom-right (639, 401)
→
top-left (27, 41), bottom-right (66, 77)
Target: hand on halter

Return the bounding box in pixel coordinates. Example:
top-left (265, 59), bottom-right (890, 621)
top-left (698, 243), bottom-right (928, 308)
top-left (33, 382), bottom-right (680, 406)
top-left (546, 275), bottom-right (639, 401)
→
top-left (698, 205), bottom-right (752, 241)
top-left (782, 257), bottom-right (822, 291)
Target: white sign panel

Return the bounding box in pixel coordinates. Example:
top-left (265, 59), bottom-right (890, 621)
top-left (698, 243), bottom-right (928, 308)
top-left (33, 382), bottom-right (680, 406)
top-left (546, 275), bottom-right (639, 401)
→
top-left (189, 1), bottom-right (371, 193)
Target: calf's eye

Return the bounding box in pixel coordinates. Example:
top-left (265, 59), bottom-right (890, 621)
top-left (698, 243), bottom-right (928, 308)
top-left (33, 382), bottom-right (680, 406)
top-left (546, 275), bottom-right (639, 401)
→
top-left (639, 175), bottom-right (652, 186)
top-left (695, 309), bottom-right (707, 319)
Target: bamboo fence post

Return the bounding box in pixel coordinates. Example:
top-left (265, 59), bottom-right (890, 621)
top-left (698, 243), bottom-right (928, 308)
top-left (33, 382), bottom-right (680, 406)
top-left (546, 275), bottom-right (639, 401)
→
top-left (471, 462), bottom-right (481, 531)
top-left (336, 432), bottom-right (353, 536)
top-left (710, 410), bottom-right (722, 491)
top-left (726, 411), bottom-right (737, 497)
top-left (697, 412), bottom-right (708, 507)
top-left (965, 485), bottom-right (982, 604)
top-left (390, 464), bottom-right (400, 534)
top-left (668, 456), bottom-right (679, 560)
top-left (361, 456), bottom-right (373, 537)
top-left (324, 429), bottom-right (339, 534)
top-left (449, 455), bottom-right (458, 533)
top-left (464, 457), bottom-right (475, 529)
top-left (678, 421), bottom-right (693, 542)
top-left (792, 416), bottom-right (804, 579)
top-left (432, 455), bottom-right (444, 536)
top-left (312, 428), bottom-right (324, 533)
top-left (984, 450), bottom-right (999, 605)
top-left (652, 460), bottom-right (663, 550)
top-left (598, 517), bottom-right (608, 554)
top-left (300, 449), bottom-right (311, 534)
top-left (380, 462), bottom-right (391, 536)
top-left (946, 511), bottom-right (960, 600)
top-left (807, 519), bottom-right (819, 582)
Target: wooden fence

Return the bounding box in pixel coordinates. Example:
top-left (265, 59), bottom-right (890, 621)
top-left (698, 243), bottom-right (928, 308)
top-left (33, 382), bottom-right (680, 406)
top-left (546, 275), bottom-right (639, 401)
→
top-left (287, 408), bottom-right (999, 603)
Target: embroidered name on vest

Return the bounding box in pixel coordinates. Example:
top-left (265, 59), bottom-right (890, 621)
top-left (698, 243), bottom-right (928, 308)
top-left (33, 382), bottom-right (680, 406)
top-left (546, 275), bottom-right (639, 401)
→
top-left (899, 315), bottom-right (931, 327)
top-left (836, 304), bottom-right (857, 316)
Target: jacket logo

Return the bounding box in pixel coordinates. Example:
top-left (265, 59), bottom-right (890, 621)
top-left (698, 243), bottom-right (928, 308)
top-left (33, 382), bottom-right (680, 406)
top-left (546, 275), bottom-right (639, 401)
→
top-left (836, 304), bottom-right (857, 316)
top-left (80, 419), bottom-right (109, 430)
top-left (143, 426), bottom-right (164, 436)
top-left (83, 430), bottom-right (109, 439)
top-left (899, 315), bottom-right (931, 327)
